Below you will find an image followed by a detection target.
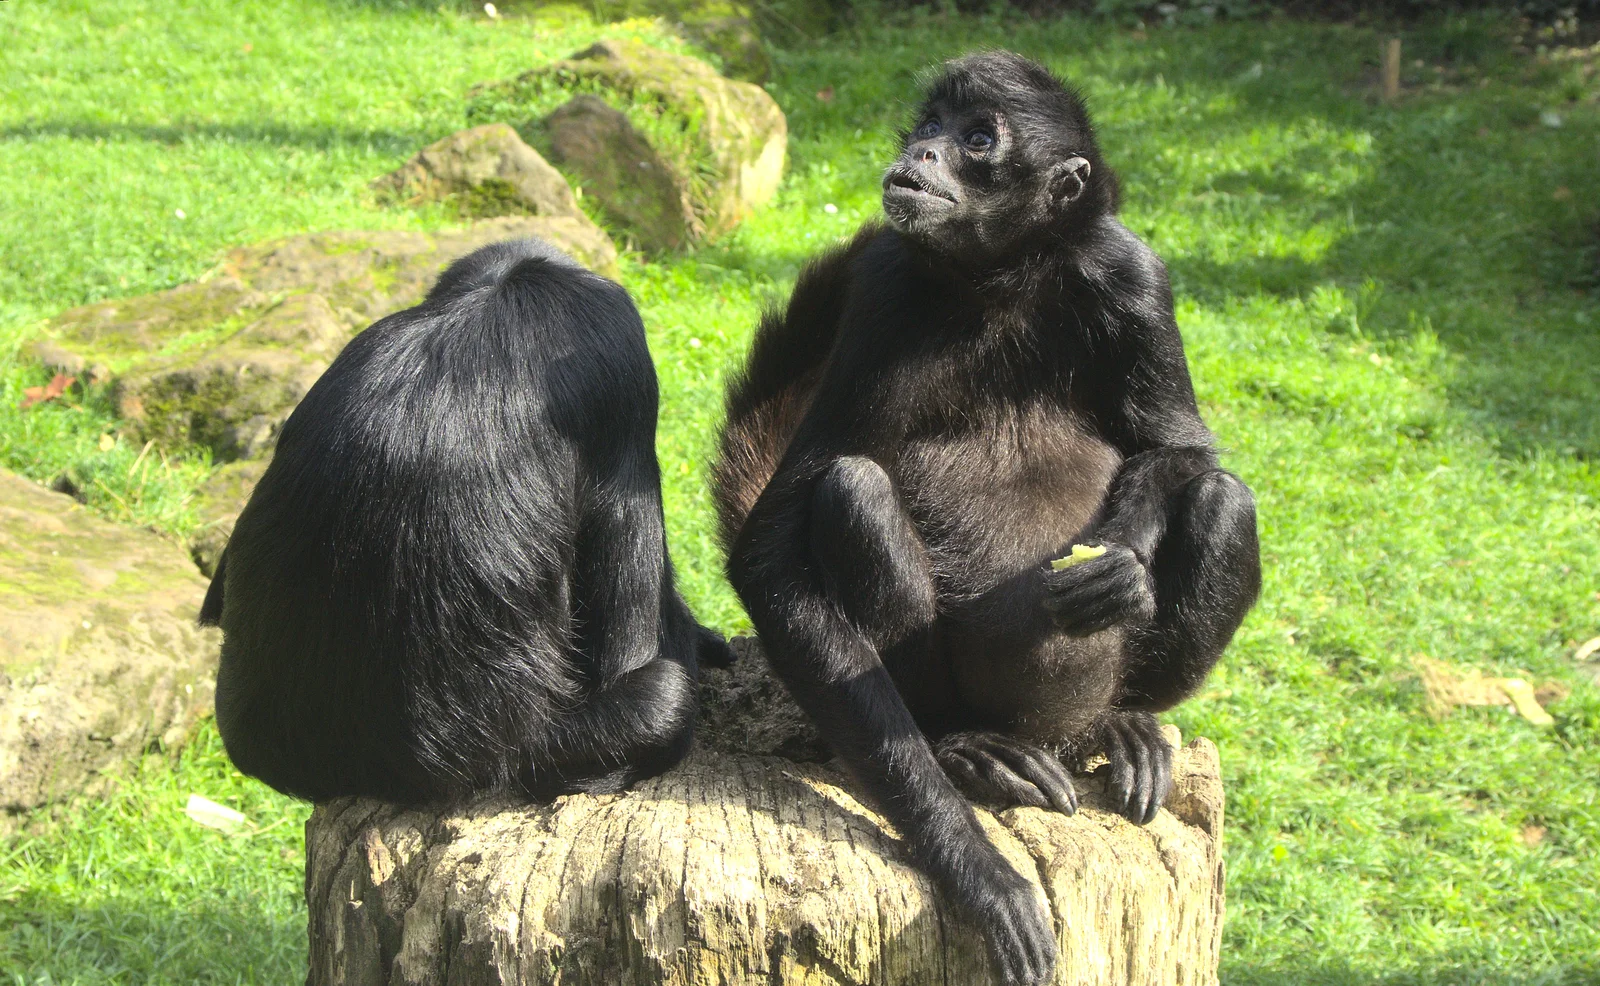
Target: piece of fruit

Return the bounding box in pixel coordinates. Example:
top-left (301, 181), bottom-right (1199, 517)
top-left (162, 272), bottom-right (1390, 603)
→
top-left (1050, 543), bottom-right (1107, 571)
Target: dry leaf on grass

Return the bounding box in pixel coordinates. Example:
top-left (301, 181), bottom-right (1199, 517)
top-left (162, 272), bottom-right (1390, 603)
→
top-left (19, 373), bottom-right (76, 409)
top-left (1575, 635), bottom-right (1600, 687)
top-left (1412, 655), bottom-right (1557, 726)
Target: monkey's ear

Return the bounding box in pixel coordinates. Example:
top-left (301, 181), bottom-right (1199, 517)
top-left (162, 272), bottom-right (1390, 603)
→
top-left (1049, 156), bottom-right (1092, 205)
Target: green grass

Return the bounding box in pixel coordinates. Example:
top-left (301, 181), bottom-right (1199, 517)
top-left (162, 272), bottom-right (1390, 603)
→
top-left (3, 2), bottom-right (1598, 983)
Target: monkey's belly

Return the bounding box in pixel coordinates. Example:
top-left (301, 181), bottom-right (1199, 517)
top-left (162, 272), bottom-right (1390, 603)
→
top-left (944, 620), bottom-right (1123, 746)
top-left (893, 412), bottom-right (1125, 747)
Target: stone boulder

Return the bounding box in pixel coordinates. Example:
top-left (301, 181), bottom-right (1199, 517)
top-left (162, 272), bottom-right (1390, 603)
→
top-left (113, 293), bottom-right (348, 460)
top-left (667, 1), bottom-right (770, 83)
top-left (32, 217), bottom-right (617, 462)
top-left (494, 1), bottom-right (772, 82)
top-left (372, 123), bottom-right (598, 225)
top-left (546, 96), bottom-right (695, 252)
top-left (469, 39), bottom-right (786, 251)
top-left (0, 469), bottom-right (220, 811)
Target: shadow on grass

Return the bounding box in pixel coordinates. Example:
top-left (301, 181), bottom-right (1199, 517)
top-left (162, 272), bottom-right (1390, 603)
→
top-left (1101, 24), bottom-right (1599, 459)
top-left (3, 890), bottom-right (305, 984)
top-left (0, 120), bottom-right (431, 156)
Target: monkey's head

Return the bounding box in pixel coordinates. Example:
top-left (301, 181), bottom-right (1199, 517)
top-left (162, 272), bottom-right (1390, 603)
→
top-left (882, 51), bottom-right (1117, 267)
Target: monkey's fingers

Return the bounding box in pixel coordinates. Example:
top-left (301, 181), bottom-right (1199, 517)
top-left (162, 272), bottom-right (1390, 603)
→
top-left (1041, 544), bottom-right (1154, 636)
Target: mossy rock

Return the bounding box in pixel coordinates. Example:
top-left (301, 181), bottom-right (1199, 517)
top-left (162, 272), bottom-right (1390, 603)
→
top-left (113, 293), bottom-right (345, 461)
top-left (31, 217), bottom-right (617, 462)
top-left (468, 38), bottom-right (786, 252)
top-left (639, 0), bottom-right (770, 83)
top-left (494, 1), bottom-right (773, 81)
top-left (0, 469), bottom-right (219, 811)
top-left (546, 95), bottom-right (696, 252)
top-left (372, 123), bottom-right (601, 225)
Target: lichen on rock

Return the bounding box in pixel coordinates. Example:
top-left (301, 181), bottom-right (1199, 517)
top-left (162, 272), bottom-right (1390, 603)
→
top-left (0, 469), bottom-right (219, 812)
top-left (468, 38), bottom-right (785, 252)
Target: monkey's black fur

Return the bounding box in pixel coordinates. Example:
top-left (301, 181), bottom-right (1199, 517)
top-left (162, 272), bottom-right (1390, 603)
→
top-left (200, 238), bottom-right (731, 806)
top-left (713, 52), bottom-right (1260, 985)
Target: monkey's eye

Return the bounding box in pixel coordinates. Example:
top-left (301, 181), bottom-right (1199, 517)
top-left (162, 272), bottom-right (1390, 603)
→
top-left (915, 119), bottom-right (941, 140)
top-left (964, 129), bottom-right (995, 152)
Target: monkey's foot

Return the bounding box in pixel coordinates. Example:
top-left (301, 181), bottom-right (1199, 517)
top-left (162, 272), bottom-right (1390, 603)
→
top-left (935, 730), bottom-right (1077, 815)
top-left (696, 625), bottom-right (737, 668)
top-left (1079, 709), bottom-right (1173, 826)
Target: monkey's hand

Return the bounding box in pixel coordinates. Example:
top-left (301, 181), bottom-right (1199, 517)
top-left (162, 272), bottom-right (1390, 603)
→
top-left (1076, 709), bottom-right (1173, 826)
top-left (1041, 541), bottom-right (1155, 635)
top-left (926, 830), bottom-right (1058, 985)
top-left (935, 731), bottom-right (1078, 814)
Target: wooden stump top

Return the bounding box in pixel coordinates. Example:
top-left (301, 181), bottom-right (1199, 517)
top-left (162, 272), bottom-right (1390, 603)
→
top-left (305, 731), bottom-right (1223, 986)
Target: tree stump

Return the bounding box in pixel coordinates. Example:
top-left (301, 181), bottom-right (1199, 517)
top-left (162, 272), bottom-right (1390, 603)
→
top-left (304, 714), bottom-right (1224, 985)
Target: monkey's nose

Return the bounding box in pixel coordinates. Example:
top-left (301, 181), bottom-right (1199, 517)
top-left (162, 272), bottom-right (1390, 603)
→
top-left (920, 147), bottom-right (940, 165)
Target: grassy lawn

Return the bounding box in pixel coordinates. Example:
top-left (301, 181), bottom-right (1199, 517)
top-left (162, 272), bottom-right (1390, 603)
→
top-left (3, 2), bottom-right (1598, 983)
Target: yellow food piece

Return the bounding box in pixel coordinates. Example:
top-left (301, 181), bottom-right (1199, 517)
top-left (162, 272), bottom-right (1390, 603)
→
top-left (1049, 543), bottom-right (1107, 571)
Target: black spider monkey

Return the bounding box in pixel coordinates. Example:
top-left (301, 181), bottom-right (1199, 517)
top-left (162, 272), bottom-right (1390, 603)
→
top-left (713, 53), bottom-right (1260, 985)
top-left (201, 238), bottom-right (731, 806)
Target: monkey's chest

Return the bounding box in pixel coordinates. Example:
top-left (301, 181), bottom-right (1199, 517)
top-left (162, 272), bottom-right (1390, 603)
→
top-left (892, 406), bottom-right (1122, 597)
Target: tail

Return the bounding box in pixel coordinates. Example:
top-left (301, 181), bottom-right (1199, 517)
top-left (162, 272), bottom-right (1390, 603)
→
top-left (710, 226), bottom-right (880, 549)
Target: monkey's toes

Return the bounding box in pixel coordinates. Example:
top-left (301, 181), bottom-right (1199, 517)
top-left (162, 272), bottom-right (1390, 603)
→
top-left (1093, 710), bottom-right (1174, 825)
top-left (936, 731), bottom-right (1078, 815)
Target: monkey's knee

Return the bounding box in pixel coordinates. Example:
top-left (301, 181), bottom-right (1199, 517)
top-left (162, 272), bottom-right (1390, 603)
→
top-left (1171, 470), bottom-right (1261, 600)
top-left (810, 456), bottom-right (937, 643)
top-left (1130, 470), bottom-right (1261, 710)
top-left (1181, 470), bottom-right (1255, 535)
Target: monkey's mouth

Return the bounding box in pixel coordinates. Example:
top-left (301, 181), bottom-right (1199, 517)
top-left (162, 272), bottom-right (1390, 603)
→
top-left (882, 167), bottom-right (956, 205)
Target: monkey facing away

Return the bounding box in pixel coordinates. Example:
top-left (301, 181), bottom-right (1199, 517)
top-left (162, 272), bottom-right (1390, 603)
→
top-left (713, 53), bottom-right (1260, 984)
top-left (201, 238), bottom-right (730, 806)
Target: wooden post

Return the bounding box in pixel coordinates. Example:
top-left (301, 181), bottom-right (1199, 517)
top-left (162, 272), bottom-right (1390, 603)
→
top-left (1382, 37), bottom-right (1402, 103)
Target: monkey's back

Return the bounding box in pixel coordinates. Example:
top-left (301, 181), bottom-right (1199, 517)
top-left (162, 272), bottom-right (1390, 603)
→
top-left (209, 243), bottom-right (657, 803)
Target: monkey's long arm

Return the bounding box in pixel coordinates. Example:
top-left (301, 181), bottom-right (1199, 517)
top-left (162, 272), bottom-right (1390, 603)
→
top-left (1051, 234), bottom-right (1261, 708)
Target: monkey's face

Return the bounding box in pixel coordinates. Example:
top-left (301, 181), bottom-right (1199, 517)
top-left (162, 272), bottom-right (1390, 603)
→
top-left (883, 71), bottom-right (1103, 268)
top-left (882, 101), bottom-right (1014, 255)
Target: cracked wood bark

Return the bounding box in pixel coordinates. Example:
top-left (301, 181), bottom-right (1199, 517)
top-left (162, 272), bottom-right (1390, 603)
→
top-left (303, 729), bottom-right (1223, 986)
